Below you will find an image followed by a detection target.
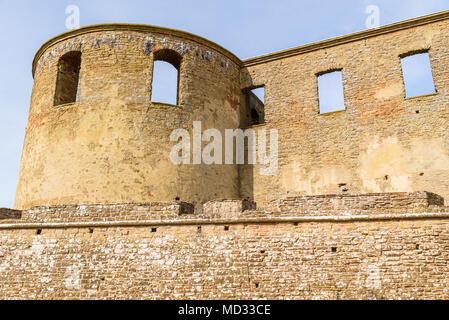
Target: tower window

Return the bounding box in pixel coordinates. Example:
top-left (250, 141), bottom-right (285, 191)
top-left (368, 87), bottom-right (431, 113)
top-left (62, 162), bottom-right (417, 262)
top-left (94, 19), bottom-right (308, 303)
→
top-left (54, 51), bottom-right (81, 107)
top-left (317, 70), bottom-right (346, 114)
top-left (151, 49), bottom-right (182, 105)
top-left (400, 52), bottom-right (436, 98)
top-left (243, 86), bottom-right (265, 126)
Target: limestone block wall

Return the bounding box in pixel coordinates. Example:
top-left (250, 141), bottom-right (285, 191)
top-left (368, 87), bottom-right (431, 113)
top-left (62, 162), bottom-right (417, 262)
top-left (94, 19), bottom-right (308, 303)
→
top-left (241, 13), bottom-right (449, 206)
top-left (0, 193), bottom-right (449, 300)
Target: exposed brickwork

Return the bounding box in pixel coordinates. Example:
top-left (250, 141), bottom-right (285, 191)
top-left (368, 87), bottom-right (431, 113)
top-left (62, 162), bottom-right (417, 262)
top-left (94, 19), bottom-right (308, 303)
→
top-left (16, 15), bottom-right (449, 210)
top-left (5, 193), bottom-right (445, 225)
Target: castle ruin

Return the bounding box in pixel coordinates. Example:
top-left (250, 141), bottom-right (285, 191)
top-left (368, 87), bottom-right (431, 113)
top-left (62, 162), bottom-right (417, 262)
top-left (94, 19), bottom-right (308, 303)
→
top-left (1, 11), bottom-right (449, 299)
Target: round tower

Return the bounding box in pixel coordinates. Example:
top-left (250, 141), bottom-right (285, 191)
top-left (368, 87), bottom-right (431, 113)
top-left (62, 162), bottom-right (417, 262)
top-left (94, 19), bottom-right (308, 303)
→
top-left (15, 24), bottom-right (242, 210)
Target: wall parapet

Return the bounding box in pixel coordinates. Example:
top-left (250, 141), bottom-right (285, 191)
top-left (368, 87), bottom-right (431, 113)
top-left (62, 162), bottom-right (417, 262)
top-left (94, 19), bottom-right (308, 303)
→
top-left (17, 202), bottom-right (194, 224)
top-left (1, 192), bottom-right (448, 227)
top-left (267, 192), bottom-right (446, 216)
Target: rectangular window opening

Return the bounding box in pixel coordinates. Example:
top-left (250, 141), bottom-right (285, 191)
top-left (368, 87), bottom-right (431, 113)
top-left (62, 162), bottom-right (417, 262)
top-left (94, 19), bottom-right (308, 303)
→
top-left (401, 52), bottom-right (436, 98)
top-left (242, 86), bottom-right (265, 126)
top-left (317, 70), bottom-right (346, 114)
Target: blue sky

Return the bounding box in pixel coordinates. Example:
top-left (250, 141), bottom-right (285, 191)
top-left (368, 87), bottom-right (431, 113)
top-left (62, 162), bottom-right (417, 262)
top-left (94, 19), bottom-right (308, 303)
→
top-left (0, 0), bottom-right (448, 208)
top-left (401, 53), bottom-right (436, 98)
top-left (318, 71), bottom-right (346, 114)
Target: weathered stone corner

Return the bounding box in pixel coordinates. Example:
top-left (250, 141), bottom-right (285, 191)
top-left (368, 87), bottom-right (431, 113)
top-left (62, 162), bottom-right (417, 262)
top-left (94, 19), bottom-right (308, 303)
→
top-left (0, 208), bottom-right (21, 220)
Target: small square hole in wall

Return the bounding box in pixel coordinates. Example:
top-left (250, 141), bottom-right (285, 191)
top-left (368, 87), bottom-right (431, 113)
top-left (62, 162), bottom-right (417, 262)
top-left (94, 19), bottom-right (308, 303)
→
top-left (317, 70), bottom-right (346, 114)
top-left (197, 226), bottom-right (202, 234)
top-left (151, 228), bottom-right (157, 233)
top-left (331, 247), bottom-right (338, 253)
top-left (224, 226), bottom-right (230, 231)
top-left (401, 52), bottom-right (436, 98)
top-left (89, 228), bottom-right (94, 234)
top-left (36, 229), bottom-right (42, 235)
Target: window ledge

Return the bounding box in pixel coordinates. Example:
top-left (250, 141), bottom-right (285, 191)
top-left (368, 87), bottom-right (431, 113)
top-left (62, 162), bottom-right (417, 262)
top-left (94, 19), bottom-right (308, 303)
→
top-left (53, 102), bottom-right (77, 109)
top-left (245, 123), bottom-right (267, 129)
top-left (319, 109), bottom-right (346, 116)
top-left (151, 102), bottom-right (182, 108)
top-left (405, 92), bottom-right (438, 100)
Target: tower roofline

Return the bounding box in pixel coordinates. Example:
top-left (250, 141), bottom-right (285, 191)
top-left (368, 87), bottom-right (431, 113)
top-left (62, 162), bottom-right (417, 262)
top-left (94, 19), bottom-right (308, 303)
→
top-left (32, 11), bottom-right (449, 76)
top-left (32, 23), bottom-right (243, 77)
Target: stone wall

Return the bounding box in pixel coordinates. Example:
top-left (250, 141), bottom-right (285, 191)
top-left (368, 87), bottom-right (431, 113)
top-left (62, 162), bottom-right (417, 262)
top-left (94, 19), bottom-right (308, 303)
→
top-left (15, 25), bottom-right (242, 210)
top-left (6, 12), bottom-right (449, 300)
top-left (16, 202), bottom-right (194, 224)
top-left (267, 191), bottom-right (445, 216)
top-left (0, 208), bottom-right (21, 220)
top-left (0, 212), bottom-right (448, 300)
top-left (15, 14), bottom-right (449, 211)
top-left (1, 193), bottom-right (449, 300)
top-left (241, 14), bottom-right (449, 207)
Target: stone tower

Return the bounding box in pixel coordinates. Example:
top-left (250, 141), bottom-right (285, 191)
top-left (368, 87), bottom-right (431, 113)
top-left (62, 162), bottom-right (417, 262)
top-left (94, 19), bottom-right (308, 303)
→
top-left (15, 24), bottom-right (242, 210)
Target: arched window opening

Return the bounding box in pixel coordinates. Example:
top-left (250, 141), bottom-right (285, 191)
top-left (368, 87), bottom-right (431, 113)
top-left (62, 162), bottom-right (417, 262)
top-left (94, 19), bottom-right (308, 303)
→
top-left (54, 51), bottom-right (81, 107)
top-left (151, 49), bottom-right (182, 105)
